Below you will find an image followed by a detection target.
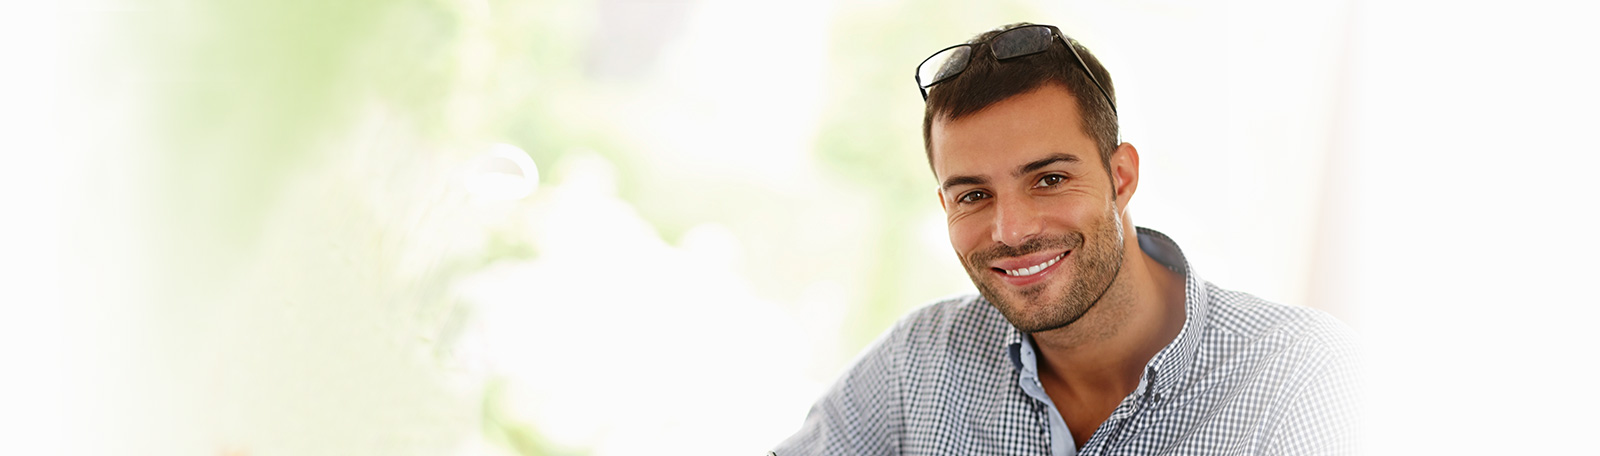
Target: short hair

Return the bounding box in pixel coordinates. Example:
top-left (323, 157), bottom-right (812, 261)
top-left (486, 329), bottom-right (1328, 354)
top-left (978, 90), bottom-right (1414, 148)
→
top-left (921, 23), bottom-right (1118, 177)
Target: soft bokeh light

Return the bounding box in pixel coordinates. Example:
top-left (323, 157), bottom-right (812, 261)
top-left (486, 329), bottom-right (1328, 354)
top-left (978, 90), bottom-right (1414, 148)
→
top-left (463, 143), bottom-right (540, 202)
top-left (12, 0), bottom-right (1596, 455)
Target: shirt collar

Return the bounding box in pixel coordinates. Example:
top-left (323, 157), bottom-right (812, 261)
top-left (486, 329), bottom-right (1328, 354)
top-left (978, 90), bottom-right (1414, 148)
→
top-left (1005, 227), bottom-right (1208, 402)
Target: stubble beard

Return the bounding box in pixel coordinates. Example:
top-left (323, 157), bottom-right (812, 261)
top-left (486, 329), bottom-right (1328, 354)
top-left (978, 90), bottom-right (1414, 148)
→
top-left (962, 207), bottom-right (1126, 334)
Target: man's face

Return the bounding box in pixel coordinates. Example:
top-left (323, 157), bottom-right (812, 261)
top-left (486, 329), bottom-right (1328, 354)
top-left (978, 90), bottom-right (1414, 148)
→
top-left (931, 83), bottom-right (1127, 333)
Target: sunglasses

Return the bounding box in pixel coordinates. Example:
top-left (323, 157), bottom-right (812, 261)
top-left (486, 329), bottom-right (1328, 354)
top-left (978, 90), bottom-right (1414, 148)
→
top-left (914, 24), bottom-right (1117, 115)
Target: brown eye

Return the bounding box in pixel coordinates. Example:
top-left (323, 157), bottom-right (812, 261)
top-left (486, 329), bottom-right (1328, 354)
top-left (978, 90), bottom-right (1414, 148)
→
top-left (958, 190), bottom-right (990, 204)
top-left (1035, 174), bottom-right (1066, 187)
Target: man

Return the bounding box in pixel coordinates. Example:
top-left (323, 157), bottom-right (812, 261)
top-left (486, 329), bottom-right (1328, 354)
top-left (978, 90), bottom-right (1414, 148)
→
top-left (772, 23), bottom-right (1359, 455)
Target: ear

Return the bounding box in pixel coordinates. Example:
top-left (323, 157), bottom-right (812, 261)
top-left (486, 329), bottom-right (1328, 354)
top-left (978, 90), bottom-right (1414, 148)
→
top-left (1109, 142), bottom-right (1140, 212)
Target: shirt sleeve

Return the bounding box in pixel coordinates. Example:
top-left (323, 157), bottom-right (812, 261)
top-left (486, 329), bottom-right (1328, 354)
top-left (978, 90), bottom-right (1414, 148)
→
top-left (771, 321), bottom-right (908, 456)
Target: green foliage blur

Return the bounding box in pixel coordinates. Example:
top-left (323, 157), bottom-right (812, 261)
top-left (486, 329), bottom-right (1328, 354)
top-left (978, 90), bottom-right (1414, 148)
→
top-left (80, 0), bottom-right (1047, 454)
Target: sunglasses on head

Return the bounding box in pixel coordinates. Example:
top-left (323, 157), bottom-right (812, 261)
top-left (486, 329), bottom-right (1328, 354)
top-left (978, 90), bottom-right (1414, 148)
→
top-left (914, 24), bottom-right (1117, 115)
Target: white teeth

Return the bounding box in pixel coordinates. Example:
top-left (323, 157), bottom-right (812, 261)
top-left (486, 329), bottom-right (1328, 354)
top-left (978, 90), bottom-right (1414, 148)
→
top-left (1004, 253), bottom-right (1064, 277)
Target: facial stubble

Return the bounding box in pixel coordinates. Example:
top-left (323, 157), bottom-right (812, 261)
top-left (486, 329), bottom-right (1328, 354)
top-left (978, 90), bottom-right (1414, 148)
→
top-left (962, 206), bottom-right (1126, 334)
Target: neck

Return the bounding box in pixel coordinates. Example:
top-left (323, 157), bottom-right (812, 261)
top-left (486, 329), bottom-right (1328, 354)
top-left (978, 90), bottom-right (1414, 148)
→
top-left (1030, 244), bottom-right (1186, 398)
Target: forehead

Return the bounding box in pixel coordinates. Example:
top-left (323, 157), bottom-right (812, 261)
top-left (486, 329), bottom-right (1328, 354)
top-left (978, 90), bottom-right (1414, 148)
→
top-left (930, 83), bottom-right (1100, 180)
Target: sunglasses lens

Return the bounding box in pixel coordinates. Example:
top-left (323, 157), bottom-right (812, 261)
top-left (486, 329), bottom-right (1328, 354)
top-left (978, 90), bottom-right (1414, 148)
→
top-left (992, 26), bottom-right (1053, 60)
top-left (918, 45), bottom-right (973, 89)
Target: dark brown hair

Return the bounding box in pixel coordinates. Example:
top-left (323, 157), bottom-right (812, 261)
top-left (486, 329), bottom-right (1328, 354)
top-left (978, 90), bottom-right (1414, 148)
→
top-left (922, 23), bottom-right (1118, 176)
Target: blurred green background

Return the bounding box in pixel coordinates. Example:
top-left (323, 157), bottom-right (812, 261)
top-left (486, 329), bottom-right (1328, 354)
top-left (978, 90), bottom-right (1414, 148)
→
top-left (64, 0), bottom-right (1055, 454)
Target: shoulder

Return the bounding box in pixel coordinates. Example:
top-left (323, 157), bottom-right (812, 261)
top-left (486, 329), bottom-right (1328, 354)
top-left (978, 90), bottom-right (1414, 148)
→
top-left (1203, 284), bottom-right (1358, 362)
top-left (833, 293), bottom-right (1010, 369)
top-left (881, 293), bottom-right (1013, 355)
top-left (845, 293), bottom-right (1015, 387)
top-left (1198, 286), bottom-right (1365, 453)
top-left (1196, 282), bottom-right (1362, 409)
top-left (771, 294), bottom-right (1014, 454)
top-left (895, 293), bottom-right (1004, 334)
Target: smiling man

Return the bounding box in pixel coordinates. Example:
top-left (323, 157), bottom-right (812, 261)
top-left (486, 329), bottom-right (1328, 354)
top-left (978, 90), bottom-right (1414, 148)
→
top-left (772, 23), bottom-right (1360, 455)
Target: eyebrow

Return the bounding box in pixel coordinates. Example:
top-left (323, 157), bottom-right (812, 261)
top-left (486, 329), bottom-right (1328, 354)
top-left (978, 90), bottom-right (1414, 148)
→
top-left (1018, 153), bottom-right (1080, 175)
top-left (941, 153), bottom-right (1083, 191)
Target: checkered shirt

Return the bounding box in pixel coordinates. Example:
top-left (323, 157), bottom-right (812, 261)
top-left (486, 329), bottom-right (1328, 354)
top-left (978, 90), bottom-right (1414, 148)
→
top-left (772, 228), bottom-right (1361, 455)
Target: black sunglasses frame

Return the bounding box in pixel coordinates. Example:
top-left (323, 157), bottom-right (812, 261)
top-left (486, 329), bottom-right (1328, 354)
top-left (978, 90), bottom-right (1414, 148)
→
top-left (915, 25), bottom-right (1117, 115)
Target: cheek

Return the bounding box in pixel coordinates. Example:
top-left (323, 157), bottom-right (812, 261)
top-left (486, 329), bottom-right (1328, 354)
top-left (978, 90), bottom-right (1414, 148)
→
top-left (946, 214), bottom-right (989, 254)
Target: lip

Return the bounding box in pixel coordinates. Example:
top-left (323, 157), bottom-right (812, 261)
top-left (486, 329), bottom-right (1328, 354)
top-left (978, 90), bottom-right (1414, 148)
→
top-left (989, 249), bottom-right (1070, 287)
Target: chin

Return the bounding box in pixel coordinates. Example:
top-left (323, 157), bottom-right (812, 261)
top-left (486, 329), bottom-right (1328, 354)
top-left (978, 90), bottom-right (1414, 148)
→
top-left (974, 277), bottom-right (1084, 333)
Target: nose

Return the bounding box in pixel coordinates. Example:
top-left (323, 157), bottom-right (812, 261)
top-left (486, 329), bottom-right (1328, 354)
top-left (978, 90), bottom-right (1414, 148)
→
top-left (992, 192), bottom-right (1045, 247)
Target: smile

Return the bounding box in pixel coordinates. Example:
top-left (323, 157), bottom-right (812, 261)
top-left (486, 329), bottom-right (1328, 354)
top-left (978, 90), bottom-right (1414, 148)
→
top-left (1001, 252), bottom-right (1067, 277)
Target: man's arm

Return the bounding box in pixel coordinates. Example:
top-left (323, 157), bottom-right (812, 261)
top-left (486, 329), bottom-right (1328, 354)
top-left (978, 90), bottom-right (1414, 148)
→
top-left (772, 323), bottom-right (907, 456)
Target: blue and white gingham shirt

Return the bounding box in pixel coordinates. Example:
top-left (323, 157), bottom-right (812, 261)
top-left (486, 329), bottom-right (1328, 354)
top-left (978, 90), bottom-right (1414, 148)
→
top-left (774, 228), bottom-right (1361, 455)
